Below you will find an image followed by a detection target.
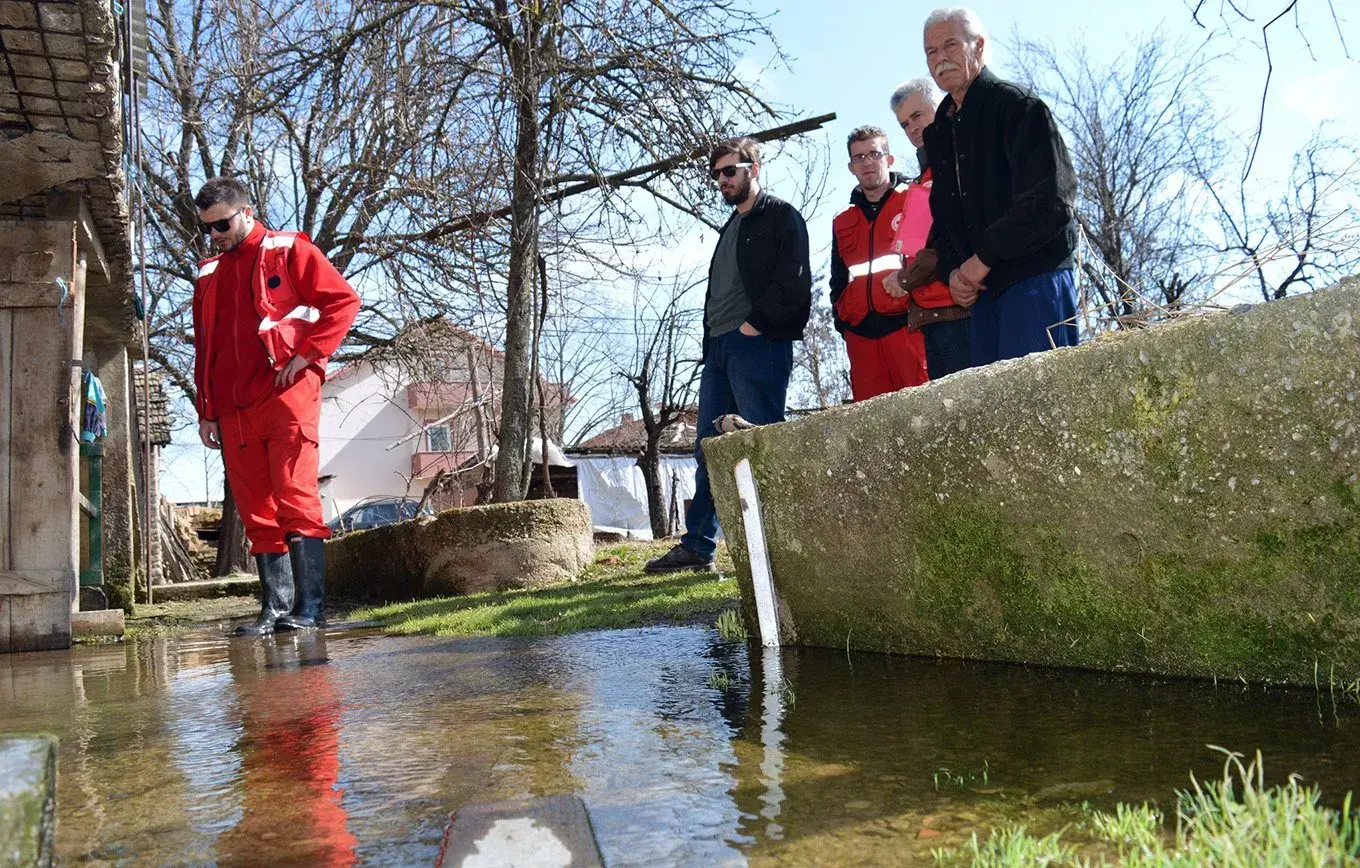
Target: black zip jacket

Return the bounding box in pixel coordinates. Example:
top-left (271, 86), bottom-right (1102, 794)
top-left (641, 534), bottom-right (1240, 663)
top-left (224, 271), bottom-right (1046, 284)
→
top-left (703, 190), bottom-right (812, 351)
top-left (923, 66), bottom-right (1078, 296)
top-left (828, 171), bottom-right (912, 338)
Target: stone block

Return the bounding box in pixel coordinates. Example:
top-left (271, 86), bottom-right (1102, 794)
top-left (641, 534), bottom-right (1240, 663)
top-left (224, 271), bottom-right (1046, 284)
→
top-left (71, 609), bottom-right (124, 640)
top-left (29, 116), bottom-right (68, 134)
top-left (10, 250), bottom-right (54, 282)
top-left (0, 735), bottom-right (57, 868)
top-left (8, 54), bottom-right (50, 79)
top-left (438, 795), bottom-right (602, 868)
top-left (704, 278), bottom-right (1360, 686)
top-left (0, 3), bottom-right (37, 28)
top-left (43, 33), bottom-right (84, 60)
top-left (38, 5), bottom-right (81, 33)
top-left (1, 27), bottom-right (42, 53)
top-left (22, 97), bottom-right (60, 116)
top-left (54, 81), bottom-right (84, 101)
top-left (15, 77), bottom-right (55, 97)
top-left (328, 498), bottom-right (595, 602)
top-left (50, 59), bottom-right (88, 81)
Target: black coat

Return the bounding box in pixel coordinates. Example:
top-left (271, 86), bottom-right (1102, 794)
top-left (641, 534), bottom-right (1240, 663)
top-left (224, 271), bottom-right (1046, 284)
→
top-left (923, 66), bottom-right (1078, 296)
top-left (704, 190), bottom-right (812, 344)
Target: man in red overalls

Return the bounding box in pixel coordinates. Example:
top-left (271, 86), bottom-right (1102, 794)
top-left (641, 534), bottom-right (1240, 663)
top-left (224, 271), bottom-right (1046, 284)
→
top-left (829, 126), bottom-right (929, 401)
top-left (192, 177), bottom-right (360, 635)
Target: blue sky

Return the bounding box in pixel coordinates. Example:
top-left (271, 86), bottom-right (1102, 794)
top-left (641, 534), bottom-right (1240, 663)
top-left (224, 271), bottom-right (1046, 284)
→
top-left (158, 0), bottom-right (1357, 503)
top-left (748, 0), bottom-right (1357, 223)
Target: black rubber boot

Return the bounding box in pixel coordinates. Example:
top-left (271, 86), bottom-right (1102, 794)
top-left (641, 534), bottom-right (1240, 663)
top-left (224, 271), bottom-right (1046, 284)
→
top-left (233, 552), bottom-right (295, 636)
top-left (276, 535), bottom-right (326, 630)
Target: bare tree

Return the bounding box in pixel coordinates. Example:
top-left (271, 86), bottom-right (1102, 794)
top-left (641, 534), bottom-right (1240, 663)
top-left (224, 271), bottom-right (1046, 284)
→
top-left (618, 285), bottom-right (702, 539)
top-left (1194, 131), bottom-right (1360, 301)
top-left (1013, 33), bottom-right (1222, 322)
top-left (789, 305), bottom-right (851, 409)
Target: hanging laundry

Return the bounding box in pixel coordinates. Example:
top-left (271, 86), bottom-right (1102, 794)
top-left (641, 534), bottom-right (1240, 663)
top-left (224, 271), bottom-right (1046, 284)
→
top-left (80, 370), bottom-right (108, 443)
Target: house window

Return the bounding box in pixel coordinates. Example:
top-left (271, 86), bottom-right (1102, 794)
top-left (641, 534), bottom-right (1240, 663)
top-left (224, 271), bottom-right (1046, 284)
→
top-left (427, 424), bottom-right (452, 452)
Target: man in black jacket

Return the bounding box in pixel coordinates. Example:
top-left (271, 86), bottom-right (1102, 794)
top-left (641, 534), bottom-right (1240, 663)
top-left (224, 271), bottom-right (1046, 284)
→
top-left (921, 7), bottom-right (1080, 365)
top-left (646, 137), bottom-right (812, 573)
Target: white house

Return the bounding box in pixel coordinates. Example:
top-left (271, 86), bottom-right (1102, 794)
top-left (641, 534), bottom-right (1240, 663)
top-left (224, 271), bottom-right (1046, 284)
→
top-left (317, 322), bottom-right (570, 520)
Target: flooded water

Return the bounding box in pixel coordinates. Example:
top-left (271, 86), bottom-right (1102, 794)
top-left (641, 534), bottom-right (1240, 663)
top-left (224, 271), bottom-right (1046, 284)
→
top-left (2, 624), bottom-right (1358, 865)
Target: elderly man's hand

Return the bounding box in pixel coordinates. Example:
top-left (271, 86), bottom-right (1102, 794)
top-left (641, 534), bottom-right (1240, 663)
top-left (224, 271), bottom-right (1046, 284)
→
top-left (274, 355), bottom-right (311, 388)
top-left (949, 268), bottom-right (981, 308)
top-left (960, 254), bottom-right (990, 289)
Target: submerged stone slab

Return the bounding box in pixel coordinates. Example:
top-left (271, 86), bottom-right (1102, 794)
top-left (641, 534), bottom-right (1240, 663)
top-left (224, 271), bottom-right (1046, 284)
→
top-left (0, 735), bottom-right (57, 867)
top-left (328, 498), bottom-right (594, 602)
top-left (704, 279), bottom-right (1360, 686)
top-left (70, 608), bottom-right (124, 640)
top-left (437, 795), bottom-right (603, 868)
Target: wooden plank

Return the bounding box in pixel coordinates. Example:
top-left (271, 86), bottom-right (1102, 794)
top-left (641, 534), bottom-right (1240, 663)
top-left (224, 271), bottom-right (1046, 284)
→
top-left (0, 283), bottom-right (67, 309)
top-left (5, 593), bottom-right (70, 651)
top-left (0, 308), bottom-right (11, 572)
top-left (0, 571), bottom-right (61, 595)
top-left (8, 302), bottom-right (79, 610)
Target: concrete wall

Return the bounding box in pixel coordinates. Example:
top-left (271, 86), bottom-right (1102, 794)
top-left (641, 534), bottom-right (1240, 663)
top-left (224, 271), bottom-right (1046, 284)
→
top-left (704, 279), bottom-right (1360, 686)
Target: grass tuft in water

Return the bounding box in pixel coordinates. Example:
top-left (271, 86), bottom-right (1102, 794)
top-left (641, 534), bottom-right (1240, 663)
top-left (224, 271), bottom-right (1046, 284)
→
top-left (932, 760), bottom-right (991, 792)
top-left (715, 609), bottom-right (748, 642)
top-left (708, 670), bottom-right (732, 692)
top-left (932, 748), bottom-right (1360, 866)
top-left (933, 825), bottom-right (1076, 867)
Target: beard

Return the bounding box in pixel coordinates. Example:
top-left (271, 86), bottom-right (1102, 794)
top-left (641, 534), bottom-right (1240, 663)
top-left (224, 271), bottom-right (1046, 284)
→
top-left (721, 174), bottom-right (752, 206)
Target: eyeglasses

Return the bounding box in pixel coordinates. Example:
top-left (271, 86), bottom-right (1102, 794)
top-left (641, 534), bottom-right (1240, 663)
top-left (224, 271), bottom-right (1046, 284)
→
top-left (849, 150), bottom-right (888, 165)
top-left (198, 208), bottom-right (244, 235)
top-left (710, 163), bottom-right (753, 181)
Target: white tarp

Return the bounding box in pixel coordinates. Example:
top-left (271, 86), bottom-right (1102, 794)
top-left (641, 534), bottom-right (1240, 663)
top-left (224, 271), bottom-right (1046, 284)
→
top-left (571, 454), bottom-right (699, 539)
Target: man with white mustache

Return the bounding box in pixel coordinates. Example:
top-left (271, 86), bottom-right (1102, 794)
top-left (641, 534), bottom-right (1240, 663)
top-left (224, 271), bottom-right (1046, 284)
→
top-left (921, 7), bottom-right (1080, 365)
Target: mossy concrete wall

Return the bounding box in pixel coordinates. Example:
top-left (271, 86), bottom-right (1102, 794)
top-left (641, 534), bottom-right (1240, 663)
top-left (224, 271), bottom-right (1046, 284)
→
top-left (0, 735), bottom-right (56, 867)
top-left (704, 279), bottom-right (1360, 686)
top-left (328, 498), bottom-right (594, 603)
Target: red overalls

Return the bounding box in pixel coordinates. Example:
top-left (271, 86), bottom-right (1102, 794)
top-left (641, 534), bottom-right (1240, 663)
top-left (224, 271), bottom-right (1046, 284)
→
top-left (832, 184), bottom-right (929, 401)
top-left (192, 223), bottom-right (360, 554)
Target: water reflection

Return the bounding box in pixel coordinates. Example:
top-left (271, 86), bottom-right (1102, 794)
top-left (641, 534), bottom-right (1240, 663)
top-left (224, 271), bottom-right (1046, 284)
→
top-left (1, 626), bottom-right (1357, 866)
top-left (216, 633), bottom-right (357, 866)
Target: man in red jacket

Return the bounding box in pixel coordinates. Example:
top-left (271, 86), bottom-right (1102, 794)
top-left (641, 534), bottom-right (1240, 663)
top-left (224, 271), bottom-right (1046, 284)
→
top-left (828, 126), bottom-right (929, 401)
top-left (192, 177), bottom-right (360, 635)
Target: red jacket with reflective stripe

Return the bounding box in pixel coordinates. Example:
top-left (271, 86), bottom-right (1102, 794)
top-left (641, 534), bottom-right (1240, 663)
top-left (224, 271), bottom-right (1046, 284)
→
top-left (192, 228), bottom-right (359, 421)
top-left (831, 181), bottom-right (913, 333)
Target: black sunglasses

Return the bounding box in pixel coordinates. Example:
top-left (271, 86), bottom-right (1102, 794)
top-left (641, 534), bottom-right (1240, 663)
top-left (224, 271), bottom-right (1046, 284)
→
top-left (710, 162), bottom-right (753, 181)
top-left (198, 208), bottom-right (244, 234)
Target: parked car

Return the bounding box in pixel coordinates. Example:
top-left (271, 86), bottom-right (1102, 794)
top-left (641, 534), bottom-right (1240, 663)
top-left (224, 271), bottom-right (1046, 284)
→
top-left (327, 496), bottom-right (433, 537)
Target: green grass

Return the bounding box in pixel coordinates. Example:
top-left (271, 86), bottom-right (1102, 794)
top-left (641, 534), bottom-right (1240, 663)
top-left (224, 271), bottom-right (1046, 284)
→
top-left (715, 608), bottom-right (748, 642)
top-left (350, 540), bottom-right (740, 638)
top-left (932, 749), bottom-right (1360, 867)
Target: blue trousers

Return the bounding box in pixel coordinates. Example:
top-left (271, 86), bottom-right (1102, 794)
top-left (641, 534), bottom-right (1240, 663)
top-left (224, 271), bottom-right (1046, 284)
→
top-left (970, 269), bottom-right (1079, 367)
top-left (680, 330), bottom-right (793, 559)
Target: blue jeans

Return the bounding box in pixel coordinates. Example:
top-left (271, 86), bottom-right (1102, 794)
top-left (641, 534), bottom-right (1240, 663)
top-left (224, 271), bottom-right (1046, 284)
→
top-left (680, 330), bottom-right (793, 559)
top-left (970, 268), bottom-right (1079, 367)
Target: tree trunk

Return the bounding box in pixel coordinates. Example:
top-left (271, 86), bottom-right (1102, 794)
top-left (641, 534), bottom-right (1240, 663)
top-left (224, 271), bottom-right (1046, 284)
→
top-left (492, 37), bottom-right (542, 503)
top-left (214, 479), bottom-right (252, 577)
top-left (638, 438), bottom-right (668, 539)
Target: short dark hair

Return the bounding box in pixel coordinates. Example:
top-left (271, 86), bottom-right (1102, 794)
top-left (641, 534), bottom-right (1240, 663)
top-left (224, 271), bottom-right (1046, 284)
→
top-left (846, 126), bottom-right (889, 155)
top-left (708, 137), bottom-right (760, 170)
top-left (194, 177), bottom-right (250, 211)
